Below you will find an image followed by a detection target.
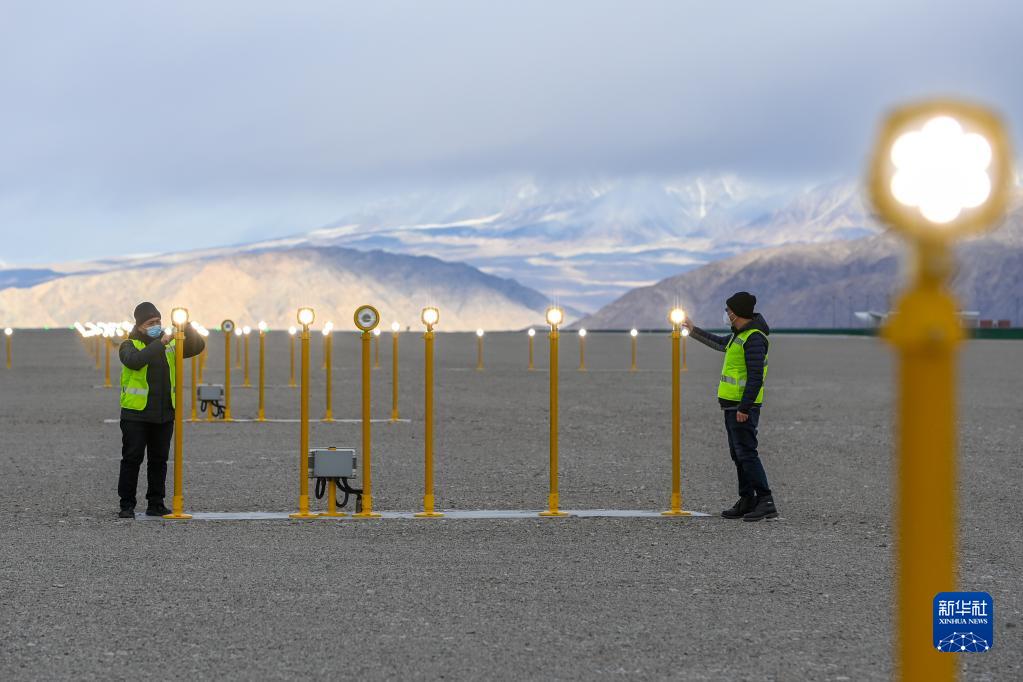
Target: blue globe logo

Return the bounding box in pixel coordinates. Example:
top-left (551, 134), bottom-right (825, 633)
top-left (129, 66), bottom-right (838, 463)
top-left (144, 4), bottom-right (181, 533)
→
top-left (937, 632), bottom-right (990, 652)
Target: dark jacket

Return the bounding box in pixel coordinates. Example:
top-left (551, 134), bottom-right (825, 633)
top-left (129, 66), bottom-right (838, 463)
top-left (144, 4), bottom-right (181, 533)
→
top-left (119, 326), bottom-right (206, 423)
top-left (689, 313), bottom-right (770, 413)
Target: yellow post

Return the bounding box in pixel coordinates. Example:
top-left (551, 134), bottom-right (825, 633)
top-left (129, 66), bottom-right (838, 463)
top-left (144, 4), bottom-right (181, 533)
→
top-left (4, 329), bottom-right (12, 369)
top-left (243, 329), bottom-right (252, 387)
top-left (354, 327), bottom-right (382, 517)
top-left (578, 330), bottom-right (587, 371)
top-left (164, 309), bottom-right (192, 519)
top-left (864, 98), bottom-right (1014, 682)
top-left (476, 330), bottom-right (484, 370)
top-left (662, 323), bottom-right (690, 516)
top-left (257, 324), bottom-right (266, 421)
top-left (222, 324), bottom-right (234, 421)
top-left (416, 307), bottom-right (443, 517)
top-left (323, 330), bottom-right (333, 422)
top-left (189, 354), bottom-right (198, 422)
top-left (288, 327), bottom-right (297, 387)
top-left (291, 307), bottom-right (317, 519)
top-left (391, 327), bottom-right (399, 421)
top-left (527, 329), bottom-right (535, 370)
top-left (630, 330), bottom-right (638, 372)
top-left (540, 308), bottom-right (569, 517)
top-left (103, 336), bottom-right (112, 387)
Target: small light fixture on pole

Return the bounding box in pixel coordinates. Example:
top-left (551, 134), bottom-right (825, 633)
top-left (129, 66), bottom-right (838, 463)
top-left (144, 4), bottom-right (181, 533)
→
top-left (291, 307), bottom-right (317, 519)
top-left (390, 321), bottom-right (401, 421)
top-left (577, 328), bottom-right (587, 371)
top-left (353, 305), bottom-right (382, 518)
top-left (663, 307), bottom-right (691, 517)
top-left (540, 306), bottom-right (569, 517)
top-left (5, 327), bottom-right (13, 369)
top-left (288, 326), bottom-right (298, 387)
top-left (868, 99), bottom-right (1012, 681)
top-left (257, 321), bottom-right (268, 421)
top-left (164, 307), bottom-right (192, 520)
top-left (475, 328), bottom-right (485, 371)
top-left (416, 306), bottom-right (443, 518)
top-left (527, 328), bottom-right (536, 371)
top-left (221, 320), bottom-right (236, 421)
top-left (630, 328), bottom-right (638, 372)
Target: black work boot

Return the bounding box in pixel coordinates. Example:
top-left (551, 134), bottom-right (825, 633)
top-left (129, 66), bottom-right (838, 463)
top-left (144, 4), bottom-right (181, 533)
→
top-left (118, 508), bottom-right (135, 519)
top-left (721, 496), bottom-right (756, 519)
top-left (145, 503), bottom-right (172, 517)
top-left (743, 495), bottom-right (779, 522)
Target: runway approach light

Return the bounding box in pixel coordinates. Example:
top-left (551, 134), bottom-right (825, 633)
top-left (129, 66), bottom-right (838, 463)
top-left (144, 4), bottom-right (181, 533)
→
top-left (288, 326), bottom-right (297, 336)
top-left (869, 100), bottom-right (1013, 240)
top-left (476, 328), bottom-right (485, 337)
top-left (630, 329), bottom-right (638, 337)
top-left (578, 328), bottom-right (587, 337)
top-left (391, 321), bottom-right (401, 333)
top-left (243, 325), bottom-right (251, 335)
top-left (171, 308), bottom-right (189, 327)
top-left (681, 327), bottom-right (691, 338)
top-left (545, 306), bottom-right (563, 329)
top-left (373, 327), bottom-right (381, 336)
top-left (258, 321), bottom-right (268, 333)
top-left (669, 308), bottom-right (687, 327)
top-left (421, 307), bottom-right (439, 330)
top-left (234, 327), bottom-right (242, 337)
top-left (528, 328), bottom-right (536, 337)
top-left (297, 307), bottom-right (315, 328)
top-left (4, 327), bottom-right (12, 336)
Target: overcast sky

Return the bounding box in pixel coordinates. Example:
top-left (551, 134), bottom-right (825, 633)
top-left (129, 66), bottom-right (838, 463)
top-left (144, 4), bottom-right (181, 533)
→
top-left (2, 0), bottom-right (1021, 266)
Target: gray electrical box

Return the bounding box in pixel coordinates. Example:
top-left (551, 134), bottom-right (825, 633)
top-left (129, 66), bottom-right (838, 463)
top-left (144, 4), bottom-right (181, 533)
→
top-left (197, 384), bottom-right (224, 401)
top-left (309, 448), bottom-right (357, 478)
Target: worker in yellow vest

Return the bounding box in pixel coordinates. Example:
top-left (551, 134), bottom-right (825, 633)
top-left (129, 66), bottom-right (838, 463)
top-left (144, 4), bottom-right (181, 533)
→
top-left (117, 302), bottom-right (205, 519)
top-left (685, 292), bottom-right (778, 522)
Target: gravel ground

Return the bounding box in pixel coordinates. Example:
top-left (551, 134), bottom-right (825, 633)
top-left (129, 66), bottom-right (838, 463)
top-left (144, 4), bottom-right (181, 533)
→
top-left (1, 329), bottom-right (1019, 681)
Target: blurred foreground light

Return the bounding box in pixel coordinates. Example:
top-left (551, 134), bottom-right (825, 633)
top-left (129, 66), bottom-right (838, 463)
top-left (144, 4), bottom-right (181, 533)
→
top-left (669, 308), bottom-right (687, 327)
top-left (171, 308), bottom-right (189, 326)
top-left (869, 99), bottom-right (1013, 240)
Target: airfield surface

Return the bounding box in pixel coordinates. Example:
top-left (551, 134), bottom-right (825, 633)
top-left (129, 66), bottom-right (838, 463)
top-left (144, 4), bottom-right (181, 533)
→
top-left (1, 329), bottom-right (1019, 680)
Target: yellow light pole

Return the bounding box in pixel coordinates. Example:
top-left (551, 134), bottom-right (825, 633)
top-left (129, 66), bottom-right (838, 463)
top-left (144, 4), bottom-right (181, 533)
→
top-left (242, 326), bottom-right (252, 387)
top-left (291, 307), bottom-right (318, 519)
top-left (663, 308), bottom-right (691, 517)
top-left (527, 328), bottom-right (535, 370)
top-left (164, 308), bottom-right (192, 520)
top-left (353, 305), bottom-right (382, 518)
top-left (4, 328), bottom-right (12, 369)
top-left (868, 99), bottom-right (1012, 682)
top-left (630, 328), bottom-right (638, 372)
top-left (322, 322), bottom-right (334, 422)
top-left (221, 320), bottom-right (235, 421)
top-left (288, 326), bottom-right (297, 387)
top-left (540, 306), bottom-right (569, 517)
top-left (257, 321), bottom-right (268, 421)
top-left (416, 307), bottom-right (443, 518)
top-left (390, 321), bottom-right (400, 421)
top-left (475, 328), bottom-right (485, 370)
top-left (373, 327), bottom-right (381, 369)
top-left (103, 332), bottom-right (113, 387)
top-left (578, 328), bottom-right (587, 371)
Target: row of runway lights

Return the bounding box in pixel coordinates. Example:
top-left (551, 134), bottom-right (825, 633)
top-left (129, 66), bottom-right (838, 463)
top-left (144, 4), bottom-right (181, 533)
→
top-left (74, 316), bottom-right (691, 423)
top-left (75, 304), bottom-right (696, 519)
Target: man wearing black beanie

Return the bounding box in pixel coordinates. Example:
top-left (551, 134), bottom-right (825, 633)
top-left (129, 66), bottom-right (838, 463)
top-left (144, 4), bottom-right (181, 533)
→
top-left (684, 291), bottom-right (779, 521)
top-left (116, 301), bottom-right (205, 518)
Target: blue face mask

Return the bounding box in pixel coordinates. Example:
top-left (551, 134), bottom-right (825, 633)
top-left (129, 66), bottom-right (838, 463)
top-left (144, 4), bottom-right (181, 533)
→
top-left (146, 325), bottom-right (163, 338)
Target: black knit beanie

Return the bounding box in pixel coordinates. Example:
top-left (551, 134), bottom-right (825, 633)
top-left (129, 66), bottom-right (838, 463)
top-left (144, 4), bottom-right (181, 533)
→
top-left (726, 292), bottom-right (756, 319)
top-left (133, 301), bottom-right (162, 326)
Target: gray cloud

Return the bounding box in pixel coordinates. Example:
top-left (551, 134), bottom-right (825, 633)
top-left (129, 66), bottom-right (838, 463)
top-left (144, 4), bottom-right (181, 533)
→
top-left (1, 0), bottom-right (1022, 264)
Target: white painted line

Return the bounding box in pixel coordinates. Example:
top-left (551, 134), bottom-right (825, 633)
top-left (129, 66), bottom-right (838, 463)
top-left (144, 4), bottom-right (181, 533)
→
top-left (135, 509), bottom-right (711, 520)
top-left (102, 418), bottom-right (411, 424)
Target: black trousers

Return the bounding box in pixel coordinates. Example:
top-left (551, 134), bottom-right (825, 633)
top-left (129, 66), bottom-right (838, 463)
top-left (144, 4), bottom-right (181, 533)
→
top-left (724, 408), bottom-right (772, 498)
top-left (118, 419), bottom-right (173, 509)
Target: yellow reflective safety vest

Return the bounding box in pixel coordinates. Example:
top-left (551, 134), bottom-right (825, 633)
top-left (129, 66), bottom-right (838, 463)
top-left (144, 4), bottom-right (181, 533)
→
top-left (717, 328), bottom-right (768, 404)
top-left (120, 339), bottom-right (176, 411)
